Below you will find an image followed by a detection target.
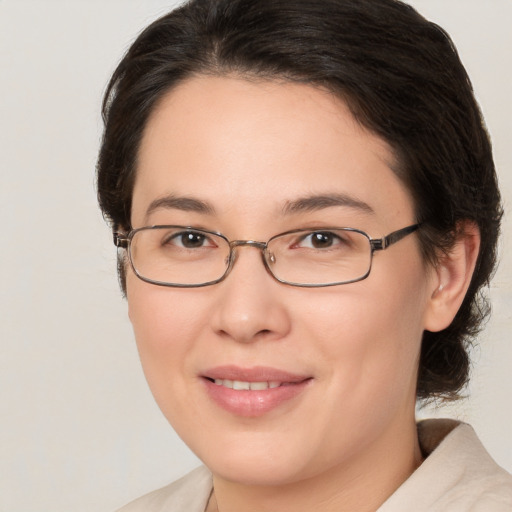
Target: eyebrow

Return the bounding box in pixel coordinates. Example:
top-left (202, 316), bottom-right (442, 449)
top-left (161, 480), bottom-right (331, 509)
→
top-left (282, 193), bottom-right (375, 215)
top-left (145, 194), bottom-right (215, 220)
top-left (144, 192), bottom-right (374, 222)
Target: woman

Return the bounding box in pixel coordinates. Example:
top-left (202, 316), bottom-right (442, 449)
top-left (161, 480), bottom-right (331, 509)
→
top-left (97, 0), bottom-right (512, 510)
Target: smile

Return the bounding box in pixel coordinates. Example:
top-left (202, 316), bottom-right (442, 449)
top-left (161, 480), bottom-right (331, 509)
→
top-left (213, 379), bottom-right (282, 390)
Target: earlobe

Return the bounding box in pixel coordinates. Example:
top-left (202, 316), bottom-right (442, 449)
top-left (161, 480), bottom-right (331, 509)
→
top-left (424, 222), bottom-right (481, 332)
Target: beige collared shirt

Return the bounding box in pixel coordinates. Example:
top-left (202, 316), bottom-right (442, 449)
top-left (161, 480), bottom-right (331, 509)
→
top-left (116, 419), bottom-right (512, 512)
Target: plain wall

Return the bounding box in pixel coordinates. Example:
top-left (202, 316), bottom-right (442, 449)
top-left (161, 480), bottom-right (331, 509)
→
top-left (1, 1), bottom-right (510, 511)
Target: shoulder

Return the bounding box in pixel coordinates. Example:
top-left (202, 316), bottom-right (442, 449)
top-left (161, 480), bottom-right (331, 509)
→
top-left (115, 466), bottom-right (213, 512)
top-left (379, 419), bottom-right (512, 512)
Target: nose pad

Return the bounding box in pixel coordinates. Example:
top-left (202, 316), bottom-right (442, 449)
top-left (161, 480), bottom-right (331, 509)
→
top-left (261, 250), bottom-right (280, 284)
top-left (224, 252), bottom-right (234, 267)
top-left (222, 247), bottom-right (240, 278)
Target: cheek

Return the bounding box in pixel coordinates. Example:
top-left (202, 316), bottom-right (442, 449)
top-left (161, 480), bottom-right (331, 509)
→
top-left (305, 260), bottom-right (429, 401)
top-left (126, 276), bottom-right (207, 410)
top-left (127, 270), bottom-right (211, 344)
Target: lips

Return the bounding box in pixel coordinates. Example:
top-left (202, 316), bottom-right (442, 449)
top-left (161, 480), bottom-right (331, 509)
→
top-left (201, 365), bottom-right (312, 417)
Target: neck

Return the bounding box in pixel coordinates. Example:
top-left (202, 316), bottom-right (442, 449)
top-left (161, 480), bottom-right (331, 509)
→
top-left (207, 419), bottom-right (423, 512)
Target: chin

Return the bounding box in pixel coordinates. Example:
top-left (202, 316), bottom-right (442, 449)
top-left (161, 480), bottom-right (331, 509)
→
top-left (208, 455), bottom-right (308, 487)
top-left (186, 429), bottom-right (319, 486)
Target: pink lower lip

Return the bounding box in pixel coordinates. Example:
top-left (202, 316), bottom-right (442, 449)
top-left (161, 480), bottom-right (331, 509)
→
top-left (203, 378), bottom-right (311, 417)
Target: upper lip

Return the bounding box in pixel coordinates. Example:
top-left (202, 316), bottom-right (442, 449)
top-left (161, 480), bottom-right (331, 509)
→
top-left (202, 365), bottom-right (311, 383)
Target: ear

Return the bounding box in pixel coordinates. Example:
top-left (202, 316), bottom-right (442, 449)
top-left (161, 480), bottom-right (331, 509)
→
top-left (424, 221), bottom-right (481, 332)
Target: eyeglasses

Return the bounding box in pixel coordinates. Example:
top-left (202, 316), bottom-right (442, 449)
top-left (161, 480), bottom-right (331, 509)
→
top-left (114, 224), bottom-right (420, 288)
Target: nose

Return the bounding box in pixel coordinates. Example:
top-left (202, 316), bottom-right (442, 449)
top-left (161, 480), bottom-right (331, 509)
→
top-left (210, 244), bottom-right (292, 344)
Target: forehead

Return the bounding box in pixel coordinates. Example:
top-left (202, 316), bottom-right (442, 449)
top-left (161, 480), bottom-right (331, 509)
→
top-left (132, 76), bottom-right (414, 230)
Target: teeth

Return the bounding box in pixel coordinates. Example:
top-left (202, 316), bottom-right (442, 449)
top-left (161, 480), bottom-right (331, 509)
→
top-left (213, 379), bottom-right (282, 390)
top-left (249, 382), bottom-right (268, 391)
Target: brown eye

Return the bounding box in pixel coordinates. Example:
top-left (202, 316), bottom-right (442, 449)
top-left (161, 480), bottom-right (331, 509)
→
top-left (178, 232), bottom-right (207, 248)
top-left (310, 232), bottom-right (335, 248)
top-left (297, 231), bottom-right (344, 249)
top-left (163, 230), bottom-right (213, 249)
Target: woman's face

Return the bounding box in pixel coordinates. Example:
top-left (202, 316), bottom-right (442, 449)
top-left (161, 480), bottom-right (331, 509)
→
top-left (127, 76), bottom-right (436, 485)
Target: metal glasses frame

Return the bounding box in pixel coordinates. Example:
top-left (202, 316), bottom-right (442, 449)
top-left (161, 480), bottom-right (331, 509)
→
top-left (113, 223), bottom-right (420, 288)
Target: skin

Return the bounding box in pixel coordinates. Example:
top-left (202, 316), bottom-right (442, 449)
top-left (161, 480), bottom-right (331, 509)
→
top-left (126, 76), bottom-right (479, 512)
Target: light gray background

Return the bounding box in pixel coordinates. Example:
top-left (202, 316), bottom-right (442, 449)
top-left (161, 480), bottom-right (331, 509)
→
top-left (1, 1), bottom-right (510, 511)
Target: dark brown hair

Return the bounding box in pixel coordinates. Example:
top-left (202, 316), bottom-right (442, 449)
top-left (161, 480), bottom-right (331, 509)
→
top-left (97, 0), bottom-right (502, 401)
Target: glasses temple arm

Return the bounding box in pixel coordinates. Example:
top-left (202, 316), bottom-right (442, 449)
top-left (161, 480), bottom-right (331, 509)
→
top-left (370, 224), bottom-right (420, 251)
top-left (113, 232), bottom-right (129, 248)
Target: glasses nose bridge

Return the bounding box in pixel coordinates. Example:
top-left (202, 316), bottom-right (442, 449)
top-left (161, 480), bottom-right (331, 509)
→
top-left (229, 239), bottom-right (267, 251)
top-left (225, 239), bottom-right (273, 277)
